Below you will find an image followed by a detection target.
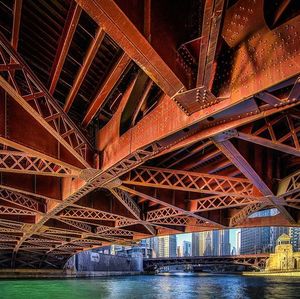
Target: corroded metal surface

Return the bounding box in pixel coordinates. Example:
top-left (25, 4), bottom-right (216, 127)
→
top-left (0, 0), bottom-right (299, 269)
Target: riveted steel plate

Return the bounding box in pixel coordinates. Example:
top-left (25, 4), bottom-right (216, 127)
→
top-left (173, 86), bottom-right (219, 115)
top-left (222, 0), bottom-right (265, 48)
top-left (229, 15), bottom-right (300, 102)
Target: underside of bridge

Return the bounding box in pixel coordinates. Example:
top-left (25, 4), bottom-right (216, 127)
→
top-left (0, 0), bottom-right (299, 269)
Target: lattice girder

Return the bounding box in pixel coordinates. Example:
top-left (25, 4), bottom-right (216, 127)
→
top-left (60, 207), bottom-right (133, 222)
top-left (237, 113), bottom-right (300, 157)
top-left (192, 195), bottom-right (264, 212)
top-left (0, 150), bottom-right (78, 177)
top-left (229, 202), bottom-right (268, 227)
top-left (0, 187), bottom-right (42, 212)
top-left (146, 207), bottom-right (183, 221)
top-left (0, 33), bottom-right (93, 167)
top-left (123, 167), bottom-right (258, 197)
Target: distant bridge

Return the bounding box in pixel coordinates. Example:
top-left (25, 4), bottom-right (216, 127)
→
top-left (143, 254), bottom-right (270, 271)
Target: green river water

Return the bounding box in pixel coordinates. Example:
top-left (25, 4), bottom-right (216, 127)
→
top-left (0, 273), bottom-right (299, 299)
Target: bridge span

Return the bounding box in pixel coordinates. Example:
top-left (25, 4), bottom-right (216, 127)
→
top-left (0, 0), bottom-right (299, 269)
top-left (143, 255), bottom-right (270, 272)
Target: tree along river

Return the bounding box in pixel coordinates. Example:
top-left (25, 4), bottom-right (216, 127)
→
top-left (0, 273), bottom-right (300, 299)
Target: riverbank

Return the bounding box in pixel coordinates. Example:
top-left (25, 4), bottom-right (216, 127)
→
top-left (0, 269), bottom-right (141, 279)
top-left (243, 270), bottom-right (300, 277)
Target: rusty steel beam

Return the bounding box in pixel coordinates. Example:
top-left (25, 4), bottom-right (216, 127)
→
top-left (11, 0), bottom-right (22, 50)
top-left (0, 187), bottom-right (42, 213)
top-left (254, 92), bottom-right (284, 107)
top-left (229, 202), bottom-right (268, 227)
top-left (64, 27), bottom-right (105, 112)
top-left (0, 136), bottom-right (82, 172)
top-left (12, 142), bottom-right (162, 252)
top-left (0, 34), bottom-right (94, 168)
top-left (197, 0), bottom-right (225, 88)
top-left (100, 91), bottom-right (299, 171)
top-left (74, 0), bottom-right (184, 98)
top-left (146, 207), bottom-right (184, 221)
top-left (109, 187), bottom-right (156, 235)
top-left (190, 195), bottom-right (265, 213)
top-left (0, 205), bottom-right (36, 216)
top-left (59, 207), bottom-right (132, 222)
top-left (82, 52), bottom-right (131, 127)
top-left (278, 170), bottom-right (300, 198)
top-left (236, 113), bottom-right (300, 157)
top-left (123, 166), bottom-right (258, 198)
top-left (48, 2), bottom-right (82, 94)
top-left (120, 185), bottom-right (225, 227)
top-left (213, 135), bottom-right (296, 224)
top-left (0, 150), bottom-right (79, 177)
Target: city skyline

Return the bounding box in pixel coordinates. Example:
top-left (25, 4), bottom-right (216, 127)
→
top-left (142, 226), bottom-right (300, 258)
top-left (176, 229), bottom-right (239, 252)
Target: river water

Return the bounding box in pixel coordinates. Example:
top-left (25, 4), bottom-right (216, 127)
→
top-left (0, 273), bottom-right (299, 299)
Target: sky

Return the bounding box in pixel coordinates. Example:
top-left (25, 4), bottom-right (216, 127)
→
top-left (176, 229), bottom-right (240, 249)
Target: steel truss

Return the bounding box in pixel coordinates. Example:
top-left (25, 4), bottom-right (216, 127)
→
top-left (0, 187), bottom-right (42, 212)
top-left (123, 166), bottom-right (258, 197)
top-left (191, 195), bottom-right (265, 212)
top-left (0, 150), bottom-right (78, 177)
top-left (0, 34), bottom-right (93, 167)
top-left (236, 112), bottom-right (300, 157)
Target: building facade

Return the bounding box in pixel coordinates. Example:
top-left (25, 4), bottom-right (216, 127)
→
top-left (240, 210), bottom-right (272, 254)
top-left (183, 241), bottom-right (191, 256)
top-left (290, 227), bottom-right (300, 252)
top-left (266, 234), bottom-right (300, 272)
top-left (157, 235), bottom-right (177, 257)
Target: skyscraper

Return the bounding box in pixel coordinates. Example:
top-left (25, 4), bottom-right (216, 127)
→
top-left (290, 227), bottom-right (300, 251)
top-left (212, 230), bottom-right (219, 256)
top-left (240, 210), bottom-right (272, 254)
top-left (183, 241), bottom-right (191, 256)
top-left (157, 235), bottom-right (177, 257)
top-left (192, 233), bottom-right (200, 256)
top-left (219, 230), bottom-right (231, 255)
top-left (236, 230), bottom-right (241, 255)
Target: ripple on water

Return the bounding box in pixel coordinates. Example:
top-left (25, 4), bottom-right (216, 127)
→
top-left (0, 274), bottom-right (299, 299)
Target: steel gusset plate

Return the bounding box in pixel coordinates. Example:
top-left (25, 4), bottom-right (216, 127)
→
top-left (173, 86), bottom-right (220, 115)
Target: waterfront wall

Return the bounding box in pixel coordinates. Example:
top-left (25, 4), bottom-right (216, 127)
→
top-left (68, 251), bottom-right (144, 274)
top-left (0, 252), bottom-right (143, 278)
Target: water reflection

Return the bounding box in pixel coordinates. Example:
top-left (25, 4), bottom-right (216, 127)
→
top-left (0, 273), bottom-right (299, 299)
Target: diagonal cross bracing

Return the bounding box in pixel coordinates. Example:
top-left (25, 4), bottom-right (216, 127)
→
top-left (0, 150), bottom-right (78, 177)
top-left (123, 166), bottom-right (258, 198)
top-left (0, 34), bottom-right (93, 168)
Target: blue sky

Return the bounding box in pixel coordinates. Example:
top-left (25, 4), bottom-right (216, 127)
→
top-left (176, 229), bottom-right (240, 249)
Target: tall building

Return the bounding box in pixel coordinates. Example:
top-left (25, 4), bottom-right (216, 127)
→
top-left (183, 241), bottom-right (191, 256)
top-left (192, 233), bottom-right (200, 256)
top-left (212, 230), bottom-right (219, 256)
top-left (177, 245), bottom-right (183, 257)
top-left (236, 230), bottom-right (241, 255)
top-left (157, 235), bottom-right (177, 257)
top-left (231, 246), bottom-right (237, 255)
top-left (290, 227), bottom-right (300, 251)
top-left (192, 230), bottom-right (230, 256)
top-left (146, 237), bottom-right (159, 258)
top-left (219, 230), bottom-right (231, 255)
top-left (204, 231), bottom-right (213, 255)
top-left (240, 210), bottom-right (272, 254)
top-left (192, 232), bottom-right (207, 256)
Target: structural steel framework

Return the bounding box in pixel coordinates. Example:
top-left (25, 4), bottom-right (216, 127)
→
top-left (0, 0), bottom-right (299, 268)
top-left (143, 254), bottom-right (269, 271)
